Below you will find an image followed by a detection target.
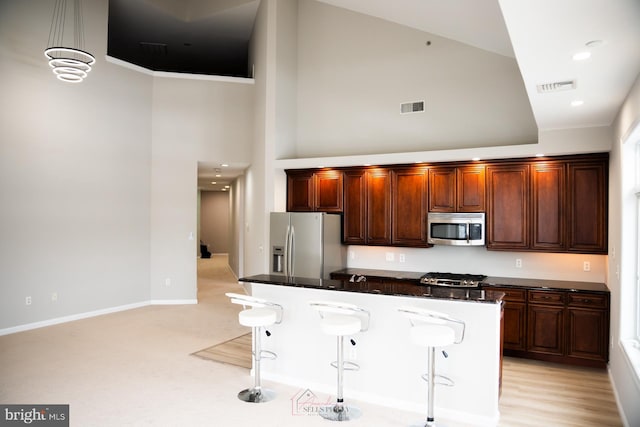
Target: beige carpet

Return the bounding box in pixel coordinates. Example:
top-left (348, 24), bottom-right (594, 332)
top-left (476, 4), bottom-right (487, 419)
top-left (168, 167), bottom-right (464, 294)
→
top-left (191, 333), bottom-right (252, 369)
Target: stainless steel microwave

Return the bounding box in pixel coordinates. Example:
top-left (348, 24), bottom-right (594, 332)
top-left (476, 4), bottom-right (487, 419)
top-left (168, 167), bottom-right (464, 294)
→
top-left (427, 212), bottom-right (485, 246)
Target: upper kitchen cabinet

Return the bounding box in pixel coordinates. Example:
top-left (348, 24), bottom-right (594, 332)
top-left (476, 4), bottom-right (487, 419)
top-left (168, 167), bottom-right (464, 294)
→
top-left (487, 153), bottom-right (608, 254)
top-left (343, 169), bottom-right (367, 244)
top-left (567, 159), bottom-right (608, 253)
top-left (428, 165), bottom-right (485, 212)
top-left (366, 168), bottom-right (392, 245)
top-left (392, 167), bottom-right (429, 246)
top-left (531, 161), bottom-right (566, 251)
top-left (286, 169), bottom-right (343, 213)
top-left (486, 163), bottom-right (530, 250)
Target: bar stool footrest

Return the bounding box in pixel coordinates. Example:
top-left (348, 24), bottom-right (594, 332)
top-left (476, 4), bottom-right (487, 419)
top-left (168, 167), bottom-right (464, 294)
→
top-left (330, 360), bottom-right (360, 371)
top-left (257, 350), bottom-right (277, 360)
top-left (420, 373), bottom-right (454, 387)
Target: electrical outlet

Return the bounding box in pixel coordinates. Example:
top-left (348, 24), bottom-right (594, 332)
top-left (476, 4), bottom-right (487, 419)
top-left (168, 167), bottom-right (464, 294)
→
top-left (399, 254), bottom-right (406, 263)
top-left (165, 278), bottom-right (171, 287)
top-left (515, 258), bottom-right (522, 268)
top-left (25, 296), bottom-right (32, 306)
top-left (583, 261), bottom-right (591, 272)
top-left (349, 250), bottom-right (355, 260)
top-left (51, 292), bottom-right (58, 302)
top-left (385, 252), bottom-right (394, 262)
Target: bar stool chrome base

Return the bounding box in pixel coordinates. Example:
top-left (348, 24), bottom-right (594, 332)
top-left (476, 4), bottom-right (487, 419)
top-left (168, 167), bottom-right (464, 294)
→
top-left (238, 387), bottom-right (276, 403)
top-left (319, 403), bottom-right (362, 421)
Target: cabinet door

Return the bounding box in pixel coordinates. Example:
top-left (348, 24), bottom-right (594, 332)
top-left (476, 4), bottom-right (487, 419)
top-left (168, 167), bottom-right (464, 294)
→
top-left (392, 167), bottom-right (428, 246)
top-left (428, 167), bottom-right (456, 212)
top-left (531, 162), bottom-right (566, 251)
top-left (343, 170), bottom-right (366, 244)
top-left (527, 304), bottom-right (565, 356)
top-left (457, 166), bottom-right (485, 212)
top-left (493, 287), bottom-right (527, 351)
top-left (287, 171), bottom-right (314, 212)
top-left (315, 170), bottom-right (343, 213)
top-left (366, 169), bottom-right (392, 245)
top-left (567, 160), bottom-right (608, 253)
top-left (486, 164), bottom-right (530, 250)
top-left (566, 292), bottom-right (609, 363)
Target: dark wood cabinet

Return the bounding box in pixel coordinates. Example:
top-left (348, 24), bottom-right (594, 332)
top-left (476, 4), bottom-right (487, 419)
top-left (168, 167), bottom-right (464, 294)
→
top-left (567, 160), bottom-right (608, 253)
top-left (494, 284), bottom-right (609, 368)
top-left (428, 167), bottom-right (456, 212)
top-left (486, 164), bottom-right (530, 250)
top-left (343, 168), bottom-right (391, 245)
top-left (531, 162), bottom-right (566, 251)
top-left (566, 292), bottom-right (609, 362)
top-left (428, 165), bottom-right (485, 212)
top-left (392, 167), bottom-right (428, 246)
top-left (527, 290), bottom-right (565, 356)
top-left (457, 165), bottom-right (486, 212)
top-left (366, 169), bottom-right (392, 245)
top-left (343, 170), bottom-right (367, 244)
top-left (493, 288), bottom-right (527, 352)
top-left (286, 169), bottom-right (343, 213)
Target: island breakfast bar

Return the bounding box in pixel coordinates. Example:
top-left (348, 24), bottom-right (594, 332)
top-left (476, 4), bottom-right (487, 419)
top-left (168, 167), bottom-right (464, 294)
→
top-left (238, 275), bottom-right (504, 426)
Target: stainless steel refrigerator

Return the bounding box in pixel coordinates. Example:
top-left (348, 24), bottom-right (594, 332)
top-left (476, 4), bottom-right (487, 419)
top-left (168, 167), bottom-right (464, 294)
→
top-left (270, 212), bottom-right (346, 279)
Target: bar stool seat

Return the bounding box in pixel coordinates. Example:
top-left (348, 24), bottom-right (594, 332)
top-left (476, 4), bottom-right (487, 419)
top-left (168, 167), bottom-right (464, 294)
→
top-left (239, 307), bottom-right (278, 328)
top-left (399, 307), bottom-right (465, 427)
top-left (309, 301), bottom-right (370, 422)
top-left (319, 314), bottom-right (362, 336)
top-left (226, 292), bottom-right (283, 404)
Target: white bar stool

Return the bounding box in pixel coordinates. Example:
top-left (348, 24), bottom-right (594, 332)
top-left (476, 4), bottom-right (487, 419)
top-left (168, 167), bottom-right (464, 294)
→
top-left (226, 292), bottom-right (283, 403)
top-left (309, 301), bottom-right (370, 422)
top-left (398, 307), bottom-right (466, 427)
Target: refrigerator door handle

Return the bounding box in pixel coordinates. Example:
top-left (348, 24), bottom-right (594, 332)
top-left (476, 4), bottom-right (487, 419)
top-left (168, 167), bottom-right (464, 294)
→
top-left (284, 225), bottom-right (290, 277)
top-left (289, 225), bottom-right (295, 277)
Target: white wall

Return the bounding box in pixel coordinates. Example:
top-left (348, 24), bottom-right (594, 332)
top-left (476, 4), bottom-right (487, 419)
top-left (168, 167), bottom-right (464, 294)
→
top-left (149, 77), bottom-right (254, 300)
top-left (609, 71), bottom-right (640, 427)
top-left (0, 0), bottom-right (153, 331)
top-left (294, 0), bottom-right (537, 159)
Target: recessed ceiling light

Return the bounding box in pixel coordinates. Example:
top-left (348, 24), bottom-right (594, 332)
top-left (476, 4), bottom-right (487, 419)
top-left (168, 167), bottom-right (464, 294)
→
top-left (225, 185), bottom-right (230, 188)
top-left (572, 51), bottom-right (591, 61)
top-left (210, 181), bottom-right (217, 184)
top-left (215, 174), bottom-right (222, 177)
top-left (221, 163), bottom-right (229, 167)
top-left (571, 100), bottom-right (584, 107)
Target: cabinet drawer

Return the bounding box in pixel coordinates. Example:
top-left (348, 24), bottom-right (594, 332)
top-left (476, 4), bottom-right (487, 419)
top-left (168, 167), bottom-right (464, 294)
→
top-left (567, 293), bottom-right (608, 308)
top-left (492, 287), bottom-right (526, 302)
top-left (528, 290), bottom-right (564, 305)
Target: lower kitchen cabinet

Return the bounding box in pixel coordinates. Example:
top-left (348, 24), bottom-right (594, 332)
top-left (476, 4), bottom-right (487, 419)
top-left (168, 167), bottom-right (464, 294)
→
top-left (493, 285), bottom-right (609, 368)
top-left (493, 288), bottom-right (527, 352)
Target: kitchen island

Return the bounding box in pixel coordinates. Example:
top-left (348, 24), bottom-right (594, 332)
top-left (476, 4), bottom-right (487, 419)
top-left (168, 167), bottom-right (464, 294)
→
top-left (238, 274), bottom-right (504, 426)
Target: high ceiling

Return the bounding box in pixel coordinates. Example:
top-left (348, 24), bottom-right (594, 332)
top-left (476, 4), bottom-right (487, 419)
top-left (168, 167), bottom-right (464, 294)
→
top-left (107, 0), bottom-right (640, 190)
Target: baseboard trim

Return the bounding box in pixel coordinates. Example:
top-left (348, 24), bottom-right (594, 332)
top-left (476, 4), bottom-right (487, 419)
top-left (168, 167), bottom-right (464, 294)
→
top-left (0, 299), bottom-right (198, 336)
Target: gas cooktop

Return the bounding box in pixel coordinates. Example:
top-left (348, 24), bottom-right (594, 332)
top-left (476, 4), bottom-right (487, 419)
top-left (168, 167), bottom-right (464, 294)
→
top-left (419, 272), bottom-right (487, 288)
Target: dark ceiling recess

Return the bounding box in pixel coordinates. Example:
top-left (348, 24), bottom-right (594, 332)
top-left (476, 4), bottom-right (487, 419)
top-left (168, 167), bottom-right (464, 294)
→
top-left (107, 0), bottom-right (260, 78)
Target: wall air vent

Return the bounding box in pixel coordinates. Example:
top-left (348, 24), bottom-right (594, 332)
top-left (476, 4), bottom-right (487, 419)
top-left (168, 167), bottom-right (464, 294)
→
top-left (400, 100), bottom-right (425, 114)
top-left (536, 80), bottom-right (576, 93)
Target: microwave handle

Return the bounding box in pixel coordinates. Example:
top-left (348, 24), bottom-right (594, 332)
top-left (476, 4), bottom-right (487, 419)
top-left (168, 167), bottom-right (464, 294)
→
top-left (466, 223), bottom-right (470, 244)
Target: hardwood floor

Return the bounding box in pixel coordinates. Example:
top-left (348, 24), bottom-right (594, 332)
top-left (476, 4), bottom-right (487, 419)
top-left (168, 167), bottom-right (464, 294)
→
top-left (499, 357), bottom-right (622, 426)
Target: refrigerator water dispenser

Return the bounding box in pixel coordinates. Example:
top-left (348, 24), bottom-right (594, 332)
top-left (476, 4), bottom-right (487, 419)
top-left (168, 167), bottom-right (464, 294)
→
top-left (272, 246), bottom-right (284, 273)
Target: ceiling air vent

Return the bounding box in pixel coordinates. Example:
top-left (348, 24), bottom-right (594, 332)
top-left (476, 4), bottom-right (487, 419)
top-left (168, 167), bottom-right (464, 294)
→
top-left (401, 100), bottom-right (425, 114)
top-left (536, 80), bottom-right (576, 94)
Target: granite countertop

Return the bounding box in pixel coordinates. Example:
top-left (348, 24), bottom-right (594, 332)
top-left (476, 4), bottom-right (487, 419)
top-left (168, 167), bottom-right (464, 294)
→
top-left (238, 274), bottom-right (504, 304)
top-left (331, 268), bottom-right (610, 293)
top-left (483, 276), bottom-right (610, 293)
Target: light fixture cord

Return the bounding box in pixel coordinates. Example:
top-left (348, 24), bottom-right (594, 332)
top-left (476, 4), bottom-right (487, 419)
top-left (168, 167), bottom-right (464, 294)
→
top-left (74, 0), bottom-right (86, 52)
top-left (47, 0), bottom-right (66, 48)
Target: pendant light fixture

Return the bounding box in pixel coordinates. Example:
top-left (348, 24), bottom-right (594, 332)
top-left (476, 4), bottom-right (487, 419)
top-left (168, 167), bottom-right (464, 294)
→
top-left (44, 0), bottom-right (95, 83)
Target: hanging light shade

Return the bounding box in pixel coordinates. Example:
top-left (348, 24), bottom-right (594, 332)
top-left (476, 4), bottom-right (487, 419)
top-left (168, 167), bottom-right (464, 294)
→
top-left (44, 0), bottom-right (95, 83)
